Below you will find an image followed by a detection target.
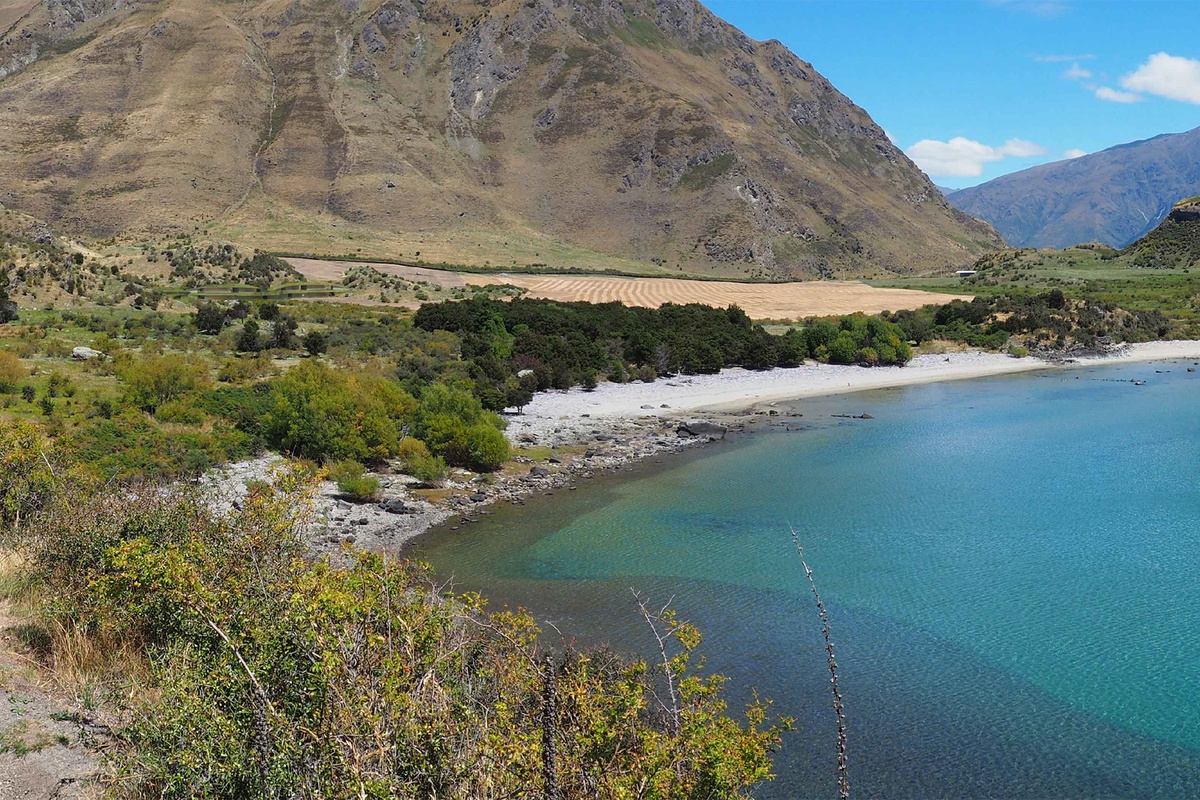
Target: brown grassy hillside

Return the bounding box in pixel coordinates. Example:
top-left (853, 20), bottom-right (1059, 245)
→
top-left (0, 0), bottom-right (1002, 278)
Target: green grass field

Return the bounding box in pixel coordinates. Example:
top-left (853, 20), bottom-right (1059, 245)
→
top-left (871, 244), bottom-right (1200, 333)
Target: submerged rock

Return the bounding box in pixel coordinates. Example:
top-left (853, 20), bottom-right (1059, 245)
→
top-left (676, 420), bottom-right (727, 439)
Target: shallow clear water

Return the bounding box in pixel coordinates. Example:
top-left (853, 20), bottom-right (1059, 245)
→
top-left (413, 361), bottom-right (1200, 798)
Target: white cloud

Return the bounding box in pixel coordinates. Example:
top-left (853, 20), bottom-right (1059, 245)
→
top-left (1064, 148), bottom-right (1087, 159)
top-left (1033, 53), bottom-right (1095, 63)
top-left (906, 137), bottom-right (1050, 178)
top-left (1094, 86), bottom-right (1143, 103)
top-left (1063, 63), bottom-right (1092, 80)
top-left (1120, 52), bottom-right (1200, 104)
top-left (998, 138), bottom-right (1050, 157)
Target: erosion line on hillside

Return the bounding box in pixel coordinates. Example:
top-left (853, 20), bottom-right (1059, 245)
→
top-left (791, 526), bottom-right (849, 800)
top-left (223, 22), bottom-right (279, 218)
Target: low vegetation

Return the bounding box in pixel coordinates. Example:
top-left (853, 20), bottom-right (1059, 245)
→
top-left (0, 422), bottom-right (787, 798)
top-left (415, 297), bottom-right (911, 407)
top-left (875, 206), bottom-right (1200, 339)
top-left (883, 289), bottom-right (1170, 353)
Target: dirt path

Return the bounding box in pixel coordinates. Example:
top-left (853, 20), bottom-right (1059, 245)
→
top-left (286, 258), bottom-right (968, 319)
top-left (0, 603), bottom-right (103, 799)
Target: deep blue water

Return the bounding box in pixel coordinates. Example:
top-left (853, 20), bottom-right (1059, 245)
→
top-left (412, 360), bottom-right (1200, 798)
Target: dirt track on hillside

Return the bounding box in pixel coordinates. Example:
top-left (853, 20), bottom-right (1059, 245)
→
top-left (287, 258), bottom-right (968, 319)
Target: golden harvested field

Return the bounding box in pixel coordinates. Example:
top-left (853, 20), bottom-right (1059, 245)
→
top-left (288, 259), bottom-right (970, 320)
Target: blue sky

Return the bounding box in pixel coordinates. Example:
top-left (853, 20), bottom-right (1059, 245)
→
top-left (702, 0), bottom-right (1200, 189)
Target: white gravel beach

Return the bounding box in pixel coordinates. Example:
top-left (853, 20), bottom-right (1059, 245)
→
top-left (504, 341), bottom-right (1200, 444)
top-left (206, 341), bottom-right (1200, 554)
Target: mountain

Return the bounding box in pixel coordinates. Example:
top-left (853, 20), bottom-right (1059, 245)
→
top-left (947, 127), bottom-right (1200, 250)
top-left (0, 0), bottom-right (1000, 278)
top-left (1120, 196), bottom-right (1200, 269)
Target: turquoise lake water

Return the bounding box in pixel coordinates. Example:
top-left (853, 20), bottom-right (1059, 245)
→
top-left (412, 361), bottom-right (1200, 798)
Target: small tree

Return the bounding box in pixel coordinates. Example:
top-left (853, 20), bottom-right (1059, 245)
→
top-left (269, 315), bottom-right (297, 350)
top-left (261, 361), bottom-right (416, 463)
top-left (194, 302), bottom-right (227, 335)
top-left (236, 320), bottom-right (262, 353)
top-left (0, 285), bottom-right (17, 324)
top-left (302, 330), bottom-right (327, 357)
top-left (504, 374), bottom-right (535, 413)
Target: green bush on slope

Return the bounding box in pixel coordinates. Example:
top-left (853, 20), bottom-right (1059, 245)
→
top-left (0, 425), bottom-right (786, 799)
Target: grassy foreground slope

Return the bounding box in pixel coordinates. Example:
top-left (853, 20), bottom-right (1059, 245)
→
top-left (0, 423), bottom-right (787, 797)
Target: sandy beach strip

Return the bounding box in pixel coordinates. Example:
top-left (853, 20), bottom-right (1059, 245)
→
top-left (504, 341), bottom-right (1200, 443)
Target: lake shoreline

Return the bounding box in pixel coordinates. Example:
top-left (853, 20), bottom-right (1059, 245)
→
top-left (289, 341), bottom-right (1200, 557)
top-left (410, 350), bottom-right (1200, 800)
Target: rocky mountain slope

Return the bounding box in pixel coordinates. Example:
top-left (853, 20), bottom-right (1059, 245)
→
top-left (947, 127), bottom-right (1200, 250)
top-left (0, 0), bottom-right (1001, 278)
top-left (1120, 196), bottom-right (1200, 269)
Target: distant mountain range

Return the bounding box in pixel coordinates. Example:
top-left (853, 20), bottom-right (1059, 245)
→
top-left (947, 127), bottom-right (1200, 250)
top-left (0, 0), bottom-right (1002, 278)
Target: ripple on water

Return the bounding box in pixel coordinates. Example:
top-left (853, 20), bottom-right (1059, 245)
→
top-left (417, 363), bottom-right (1200, 798)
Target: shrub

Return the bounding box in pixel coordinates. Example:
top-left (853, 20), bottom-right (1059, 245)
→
top-left (217, 354), bottom-right (275, 383)
top-left (326, 460), bottom-right (381, 501)
top-left (262, 361), bottom-right (416, 463)
top-left (4, 476), bottom-right (784, 800)
top-left (193, 302), bottom-right (226, 335)
top-left (0, 420), bottom-right (91, 533)
top-left (69, 413), bottom-right (256, 480)
top-left (154, 400), bottom-right (208, 425)
top-left (1008, 344), bottom-right (1029, 358)
top-left (0, 351), bottom-right (24, 392)
top-left (414, 385), bottom-right (509, 472)
top-left (395, 437), bottom-right (447, 485)
top-left (118, 355), bottom-right (209, 412)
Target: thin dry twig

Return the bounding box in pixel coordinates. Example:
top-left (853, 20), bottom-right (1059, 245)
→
top-left (542, 653), bottom-right (560, 800)
top-left (631, 589), bottom-right (681, 736)
top-left (790, 526), bottom-right (849, 800)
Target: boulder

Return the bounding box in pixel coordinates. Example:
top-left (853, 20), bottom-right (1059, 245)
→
top-left (676, 420), bottom-right (728, 439)
top-left (71, 346), bottom-right (104, 360)
top-left (529, 466), bottom-right (550, 478)
top-left (378, 498), bottom-right (409, 514)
